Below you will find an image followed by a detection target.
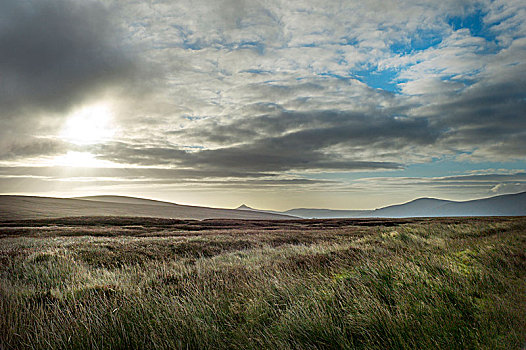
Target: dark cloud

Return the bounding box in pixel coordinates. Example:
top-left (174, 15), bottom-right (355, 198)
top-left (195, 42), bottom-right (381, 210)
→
top-left (0, 0), bottom-right (138, 129)
top-left (0, 166), bottom-right (277, 180)
top-left (0, 165), bottom-right (334, 193)
top-left (0, 138), bottom-right (68, 160)
top-left (352, 173), bottom-right (526, 195)
top-left (429, 72), bottom-right (526, 159)
top-left (0, 176), bottom-right (335, 193)
top-left (154, 109), bottom-right (436, 173)
top-left (91, 141), bottom-right (402, 174)
top-left (433, 173), bottom-right (526, 182)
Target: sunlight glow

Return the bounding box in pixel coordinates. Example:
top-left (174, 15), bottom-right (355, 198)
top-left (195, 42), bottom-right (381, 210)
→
top-left (60, 103), bottom-right (115, 145)
top-left (51, 151), bottom-right (116, 168)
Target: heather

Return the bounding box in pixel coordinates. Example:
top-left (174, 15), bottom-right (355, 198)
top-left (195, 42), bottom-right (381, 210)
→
top-left (1, 217), bottom-right (525, 349)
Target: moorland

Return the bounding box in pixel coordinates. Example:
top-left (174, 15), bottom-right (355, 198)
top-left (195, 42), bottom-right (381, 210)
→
top-left (1, 216), bottom-right (525, 349)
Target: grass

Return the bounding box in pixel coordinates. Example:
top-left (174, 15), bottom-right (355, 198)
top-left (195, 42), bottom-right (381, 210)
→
top-left (1, 217), bottom-right (525, 349)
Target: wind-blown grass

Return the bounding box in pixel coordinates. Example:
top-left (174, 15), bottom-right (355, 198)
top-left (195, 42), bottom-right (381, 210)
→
top-left (1, 217), bottom-right (525, 349)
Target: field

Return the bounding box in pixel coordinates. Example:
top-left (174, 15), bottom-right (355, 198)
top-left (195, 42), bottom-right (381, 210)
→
top-left (1, 217), bottom-right (525, 349)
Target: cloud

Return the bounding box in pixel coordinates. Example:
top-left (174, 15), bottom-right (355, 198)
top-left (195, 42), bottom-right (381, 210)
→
top-left (90, 139), bottom-right (402, 174)
top-left (93, 104), bottom-right (441, 173)
top-left (349, 172), bottom-right (526, 196)
top-left (1, 0), bottom-right (525, 203)
top-left (0, 165), bottom-right (336, 194)
top-left (490, 183), bottom-right (526, 194)
top-left (0, 0), bottom-right (142, 137)
top-left (0, 138), bottom-right (68, 160)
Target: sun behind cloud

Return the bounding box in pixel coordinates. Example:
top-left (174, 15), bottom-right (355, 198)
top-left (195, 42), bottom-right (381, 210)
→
top-left (60, 103), bottom-right (116, 145)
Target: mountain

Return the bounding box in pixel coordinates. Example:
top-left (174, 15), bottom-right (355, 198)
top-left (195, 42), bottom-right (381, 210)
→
top-left (0, 195), bottom-right (296, 221)
top-left (424, 191), bottom-right (526, 217)
top-left (372, 198), bottom-right (454, 217)
top-left (370, 192), bottom-right (526, 217)
top-left (251, 192), bottom-right (526, 218)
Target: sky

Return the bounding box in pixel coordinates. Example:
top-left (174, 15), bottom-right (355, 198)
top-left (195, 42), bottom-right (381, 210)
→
top-left (0, 0), bottom-right (525, 210)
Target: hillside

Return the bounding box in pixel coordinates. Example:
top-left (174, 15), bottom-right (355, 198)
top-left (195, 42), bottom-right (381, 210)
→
top-left (373, 198), bottom-right (455, 217)
top-left (72, 195), bottom-right (178, 207)
top-left (0, 195), bottom-right (295, 220)
top-left (283, 208), bottom-right (371, 218)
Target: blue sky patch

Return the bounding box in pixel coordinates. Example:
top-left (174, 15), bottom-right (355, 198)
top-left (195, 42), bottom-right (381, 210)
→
top-left (390, 30), bottom-right (443, 55)
top-left (447, 9), bottom-right (497, 42)
top-left (353, 67), bottom-right (401, 92)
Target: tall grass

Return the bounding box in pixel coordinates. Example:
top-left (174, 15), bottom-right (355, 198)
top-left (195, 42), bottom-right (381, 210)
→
top-left (1, 218), bottom-right (525, 349)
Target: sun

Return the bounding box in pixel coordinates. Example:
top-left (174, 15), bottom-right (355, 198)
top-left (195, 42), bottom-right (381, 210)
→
top-left (60, 103), bottom-right (115, 145)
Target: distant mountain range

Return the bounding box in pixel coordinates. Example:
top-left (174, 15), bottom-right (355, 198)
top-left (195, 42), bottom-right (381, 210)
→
top-left (0, 191), bottom-right (524, 220)
top-left (237, 191), bottom-right (526, 218)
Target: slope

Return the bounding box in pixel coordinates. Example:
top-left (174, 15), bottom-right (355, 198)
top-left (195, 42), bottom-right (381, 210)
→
top-left (0, 196), bottom-right (296, 220)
